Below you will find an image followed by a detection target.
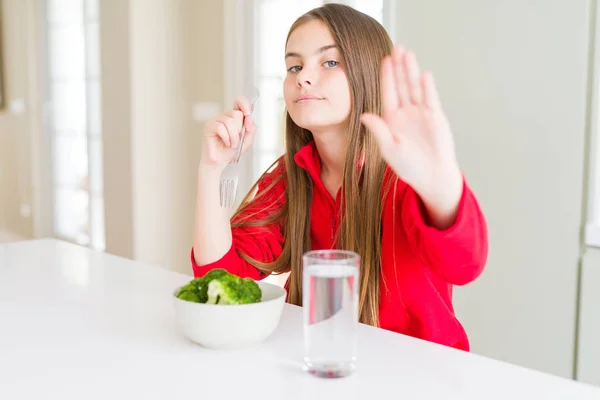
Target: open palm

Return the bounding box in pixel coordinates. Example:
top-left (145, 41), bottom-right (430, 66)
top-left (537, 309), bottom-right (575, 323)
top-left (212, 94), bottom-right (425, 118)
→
top-left (361, 46), bottom-right (459, 197)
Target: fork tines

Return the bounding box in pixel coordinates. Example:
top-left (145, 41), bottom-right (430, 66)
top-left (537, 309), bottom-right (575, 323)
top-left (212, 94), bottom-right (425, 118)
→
top-left (219, 177), bottom-right (238, 208)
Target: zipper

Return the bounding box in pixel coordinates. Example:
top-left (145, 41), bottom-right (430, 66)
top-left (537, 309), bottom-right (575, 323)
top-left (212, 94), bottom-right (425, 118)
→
top-left (331, 189), bottom-right (341, 244)
top-left (331, 214), bottom-right (335, 242)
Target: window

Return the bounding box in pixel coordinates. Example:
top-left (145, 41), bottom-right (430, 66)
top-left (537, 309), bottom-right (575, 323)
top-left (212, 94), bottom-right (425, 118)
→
top-left (585, 4), bottom-right (600, 248)
top-left (253, 0), bottom-right (393, 181)
top-left (586, 86), bottom-right (600, 248)
top-left (44, 0), bottom-right (105, 250)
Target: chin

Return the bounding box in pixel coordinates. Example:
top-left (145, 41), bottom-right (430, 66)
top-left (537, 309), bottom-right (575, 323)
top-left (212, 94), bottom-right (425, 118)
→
top-left (288, 109), bottom-right (347, 132)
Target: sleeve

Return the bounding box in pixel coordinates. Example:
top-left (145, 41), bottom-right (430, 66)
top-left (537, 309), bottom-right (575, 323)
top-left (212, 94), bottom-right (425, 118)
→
top-left (401, 175), bottom-right (489, 285)
top-left (190, 162), bottom-right (286, 280)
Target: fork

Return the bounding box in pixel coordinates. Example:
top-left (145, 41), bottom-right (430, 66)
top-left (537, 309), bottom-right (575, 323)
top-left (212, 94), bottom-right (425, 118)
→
top-left (219, 86), bottom-right (260, 208)
top-left (219, 176), bottom-right (239, 209)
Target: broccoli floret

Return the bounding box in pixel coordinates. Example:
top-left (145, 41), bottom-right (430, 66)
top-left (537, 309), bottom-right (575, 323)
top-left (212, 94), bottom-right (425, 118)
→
top-left (176, 290), bottom-right (202, 302)
top-left (176, 269), bottom-right (261, 304)
top-left (176, 278), bottom-right (204, 302)
top-left (241, 277), bottom-right (262, 303)
top-left (195, 269), bottom-right (228, 302)
top-left (205, 271), bottom-right (261, 305)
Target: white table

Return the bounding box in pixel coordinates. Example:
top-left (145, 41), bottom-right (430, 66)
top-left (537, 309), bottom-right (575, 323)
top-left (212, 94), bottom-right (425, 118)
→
top-left (1, 239), bottom-right (599, 399)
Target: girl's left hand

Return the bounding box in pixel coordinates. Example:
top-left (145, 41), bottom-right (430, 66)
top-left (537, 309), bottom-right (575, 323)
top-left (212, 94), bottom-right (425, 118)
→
top-left (361, 46), bottom-right (463, 224)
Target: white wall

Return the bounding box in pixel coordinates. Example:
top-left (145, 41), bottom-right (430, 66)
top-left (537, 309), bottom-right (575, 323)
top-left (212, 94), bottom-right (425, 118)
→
top-left (129, 0), bottom-right (191, 273)
top-left (99, 0), bottom-right (135, 259)
top-left (396, 0), bottom-right (591, 378)
top-left (0, 0), bottom-right (39, 239)
top-left (577, 247), bottom-right (600, 385)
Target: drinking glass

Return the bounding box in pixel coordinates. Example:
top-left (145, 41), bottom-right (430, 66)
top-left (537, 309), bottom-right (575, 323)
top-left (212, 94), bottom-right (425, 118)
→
top-left (302, 249), bottom-right (360, 378)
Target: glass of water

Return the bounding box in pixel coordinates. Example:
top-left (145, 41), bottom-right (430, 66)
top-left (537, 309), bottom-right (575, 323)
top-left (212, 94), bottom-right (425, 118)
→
top-left (302, 249), bottom-right (360, 378)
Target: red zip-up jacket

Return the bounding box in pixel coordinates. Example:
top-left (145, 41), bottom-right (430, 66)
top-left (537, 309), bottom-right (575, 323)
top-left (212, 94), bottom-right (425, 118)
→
top-left (191, 140), bottom-right (488, 351)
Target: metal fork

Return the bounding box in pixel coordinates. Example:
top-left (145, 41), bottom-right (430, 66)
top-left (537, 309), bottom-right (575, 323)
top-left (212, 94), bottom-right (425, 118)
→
top-left (219, 176), bottom-right (239, 209)
top-left (219, 86), bottom-right (260, 208)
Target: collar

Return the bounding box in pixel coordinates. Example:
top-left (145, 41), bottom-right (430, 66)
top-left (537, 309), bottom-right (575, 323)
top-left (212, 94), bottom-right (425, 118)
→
top-left (293, 140), bottom-right (368, 181)
top-left (293, 140), bottom-right (322, 183)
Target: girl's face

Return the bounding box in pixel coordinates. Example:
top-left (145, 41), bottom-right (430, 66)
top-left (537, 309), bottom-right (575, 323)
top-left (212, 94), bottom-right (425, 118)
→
top-left (284, 20), bottom-right (352, 133)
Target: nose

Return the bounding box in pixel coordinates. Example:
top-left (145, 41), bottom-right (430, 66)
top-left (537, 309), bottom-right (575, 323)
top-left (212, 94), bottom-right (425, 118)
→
top-left (296, 66), bottom-right (315, 87)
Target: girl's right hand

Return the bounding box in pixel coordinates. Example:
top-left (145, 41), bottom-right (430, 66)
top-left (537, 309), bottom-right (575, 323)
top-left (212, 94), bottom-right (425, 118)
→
top-left (200, 96), bottom-right (257, 169)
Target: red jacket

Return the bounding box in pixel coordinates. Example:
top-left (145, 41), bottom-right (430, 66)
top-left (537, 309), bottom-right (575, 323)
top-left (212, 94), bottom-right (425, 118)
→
top-left (191, 141), bottom-right (488, 351)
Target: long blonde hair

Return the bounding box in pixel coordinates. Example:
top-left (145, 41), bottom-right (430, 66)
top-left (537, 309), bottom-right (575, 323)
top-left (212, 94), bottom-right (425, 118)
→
top-left (232, 4), bottom-right (394, 327)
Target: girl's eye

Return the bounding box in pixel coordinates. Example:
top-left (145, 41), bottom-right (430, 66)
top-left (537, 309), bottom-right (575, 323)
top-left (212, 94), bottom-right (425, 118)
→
top-left (287, 61), bottom-right (338, 73)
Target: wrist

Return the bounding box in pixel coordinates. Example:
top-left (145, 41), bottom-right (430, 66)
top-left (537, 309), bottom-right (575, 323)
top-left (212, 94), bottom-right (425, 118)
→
top-left (198, 162), bottom-right (224, 178)
top-left (418, 164), bottom-right (463, 229)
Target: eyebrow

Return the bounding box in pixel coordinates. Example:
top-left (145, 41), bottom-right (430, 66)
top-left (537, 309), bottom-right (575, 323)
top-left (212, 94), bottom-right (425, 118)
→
top-left (285, 44), bottom-right (338, 59)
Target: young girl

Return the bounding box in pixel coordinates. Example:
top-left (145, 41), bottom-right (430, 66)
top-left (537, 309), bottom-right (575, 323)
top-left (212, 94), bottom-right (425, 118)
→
top-left (191, 4), bottom-right (488, 351)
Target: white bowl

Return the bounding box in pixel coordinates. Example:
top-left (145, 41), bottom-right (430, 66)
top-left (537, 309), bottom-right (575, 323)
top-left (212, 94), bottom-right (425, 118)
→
top-left (173, 281), bottom-right (286, 349)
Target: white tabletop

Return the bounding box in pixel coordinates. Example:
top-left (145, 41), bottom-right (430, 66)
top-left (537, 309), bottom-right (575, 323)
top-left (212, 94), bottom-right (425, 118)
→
top-left (1, 239), bottom-right (599, 400)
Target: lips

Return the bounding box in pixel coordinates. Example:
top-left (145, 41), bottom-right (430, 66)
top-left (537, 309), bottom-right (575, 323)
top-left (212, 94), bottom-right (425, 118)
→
top-left (296, 94), bottom-right (324, 103)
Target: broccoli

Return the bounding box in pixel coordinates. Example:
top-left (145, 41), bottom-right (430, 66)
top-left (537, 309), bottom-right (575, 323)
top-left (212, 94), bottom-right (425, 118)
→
top-left (206, 273), bottom-right (262, 305)
top-left (196, 269), bottom-right (228, 302)
top-left (242, 277), bottom-right (262, 302)
top-left (176, 269), bottom-right (261, 305)
top-left (176, 289), bottom-right (202, 303)
top-left (175, 278), bottom-right (205, 302)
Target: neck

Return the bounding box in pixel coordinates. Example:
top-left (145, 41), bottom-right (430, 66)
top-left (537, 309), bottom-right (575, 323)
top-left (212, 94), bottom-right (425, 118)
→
top-left (311, 126), bottom-right (347, 188)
